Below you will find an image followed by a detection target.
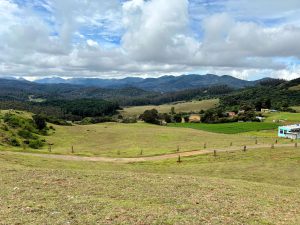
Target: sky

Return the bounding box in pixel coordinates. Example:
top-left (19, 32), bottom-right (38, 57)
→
top-left (1, 0), bottom-right (300, 80)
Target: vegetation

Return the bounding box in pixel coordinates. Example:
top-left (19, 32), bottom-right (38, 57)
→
top-left (1, 146), bottom-right (300, 224)
top-left (121, 99), bottom-right (219, 117)
top-left (9, 122), bottom-right (288, 157)
top-left (169, 122), bottom-right (279, 134)
top-left (264, 112), bottom-right (300, 123)
top-left (0, 110), bottom-right (49, 149)
top-left (220, 78), bottom-right (300, 110)
top-left (139, 109), bottom-right (160, 125)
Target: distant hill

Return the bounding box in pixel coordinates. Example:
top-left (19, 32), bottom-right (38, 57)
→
top-left (35, 74), bottom-right (257, 92)
top-left (0, 78), bottom-right (153, 102)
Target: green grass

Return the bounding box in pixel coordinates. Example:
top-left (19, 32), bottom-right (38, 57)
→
top-left (169, 122), bottom-right (279, 134)
top-left (264, 112), bottom-right (300, 123)
top-left (20, 122), bottom-right (290, 157)
top-left (1, 147), bottom-right (300, 224)
top-left (120, 99), bottom-right (219, 116)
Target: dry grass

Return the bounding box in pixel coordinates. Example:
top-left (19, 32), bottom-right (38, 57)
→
top-left (120, 99), bottom-right (219, 117)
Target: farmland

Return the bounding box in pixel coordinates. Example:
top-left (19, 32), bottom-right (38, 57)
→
top-left (169, 122), bottom-right (279, 134)
top-left (264, 112), bottom-right (300, 123)
top-left (1, 146), bottom-right (300, 224)
top-left (15, 122), bottom-right (290, 157)
top-left (120, 99), bottom-right (219, 116)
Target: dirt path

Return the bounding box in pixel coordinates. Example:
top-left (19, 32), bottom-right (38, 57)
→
top-left (1, 143), bottom-right (298, 163)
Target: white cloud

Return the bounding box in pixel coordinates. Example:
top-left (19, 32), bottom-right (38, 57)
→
top-left (0, 0), bottom-right (299, 81)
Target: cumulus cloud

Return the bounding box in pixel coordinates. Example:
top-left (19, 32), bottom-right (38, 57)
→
top-left (0, 0), bottom-right (299, 80)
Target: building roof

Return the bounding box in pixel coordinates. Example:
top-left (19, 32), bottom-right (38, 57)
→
top-left (279, 124), bottom-right (300, 132)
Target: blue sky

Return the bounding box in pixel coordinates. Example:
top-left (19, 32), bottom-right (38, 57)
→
top-left (0, 0), bottom-right (300, 80)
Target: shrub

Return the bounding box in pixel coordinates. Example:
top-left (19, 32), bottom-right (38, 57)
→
top-left (33, 114), bottom-right (47, 130)
top-left (18, 129), bottom-right (38, 139)
top-left (139, 109), bottom-right (160, 125)
top-left (9, 137), bottom-right (20, 147)
top-left (29, 139), bottom-right (44, 149)
top-left (122, 117), bottom-right (137, 123)
top-left (173, 114), bottom-right (182, 123)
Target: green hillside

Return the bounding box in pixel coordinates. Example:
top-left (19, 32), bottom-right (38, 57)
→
top-left (0, 110), bottom-right (50, 150)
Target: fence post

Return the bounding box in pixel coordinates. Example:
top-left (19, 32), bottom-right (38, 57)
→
top-left (177, 155), bottom-right (181, 163)
top-left (177, 145), bottom-right (180, 152)
top-left (243, 145), bottom-right (247, 152)
top-left (71, 146), bottom-right (74, 153)
top-left (213, 150), bottom-right (217, 157)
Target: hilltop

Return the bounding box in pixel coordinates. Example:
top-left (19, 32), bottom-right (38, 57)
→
top-left (34, 74), bottom-right (258, 92)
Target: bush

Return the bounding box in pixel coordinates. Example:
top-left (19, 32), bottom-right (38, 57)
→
top-left (9, 137), bottom-right (20, 147)
top-left (139, 109), bottom-right (160, 125)
top-left (173, 114), bottom-right (182, 123)
top-left (4, 113), bottom-right (23, 128)
top-left (33, 114), bottom-right (47, 130)
top-left (122, 117), bottom-right (137, 123)
top-left (18, 129), bottom-right (38, 139)
top-left (29, 139), bottom-right (44, 149)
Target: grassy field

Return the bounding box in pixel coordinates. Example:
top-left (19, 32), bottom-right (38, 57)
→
top-left (120, 99), bottom-right (219, 116)
top-left (12, 122), bottom-right (289, 157)
top-left (1, 146), bottom-right (300, 224)
top-left (264, 112), bottom-right (300, 123)
top-left (169, 122), bottom-right (279, 134)
top-left (292, 106), bottom-right (300, 113)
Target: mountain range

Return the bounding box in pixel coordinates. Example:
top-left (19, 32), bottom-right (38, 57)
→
top-left (34, 74), bottom-right (262, 92)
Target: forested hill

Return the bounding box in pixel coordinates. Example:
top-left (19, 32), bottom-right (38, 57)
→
top-left (35, 74), bottom-right (257, 92)
top-left (0, 78), bottom-right (153, 101)
top-left (220, 78), bottom-right (300, 110)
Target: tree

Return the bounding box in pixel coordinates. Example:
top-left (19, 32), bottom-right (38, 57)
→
top-left (173, 114), bottom-right (182, 123)
top-left (139, 109), bottom-right (160, 124)
top-left (33, 114), bottom-right (47, 130)
top-left (170, 107), bottom-right (176, 115)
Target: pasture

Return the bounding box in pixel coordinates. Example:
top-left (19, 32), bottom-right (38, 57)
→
top-left (1, 146), bottom-right (300, 224)
top-left (169, 122), bottom-right (279, 134)
top-left (120, 99), bottom-right (219, 116)
top-left (264, 112), bottom-right (300, 123)
top-left (38, 122), bottom-right (288, 157)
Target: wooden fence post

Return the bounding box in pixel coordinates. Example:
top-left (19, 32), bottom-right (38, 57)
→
top-left (243, 145), bottom-right (247, 152)
top-left (213, 150), bottom-right (217, 157)
top-left (177, 155), bottom-right (181, 163)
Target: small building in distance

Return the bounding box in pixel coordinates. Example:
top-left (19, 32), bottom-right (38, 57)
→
top-left (189, 114), bottom-right (201, 123)
top-left (278, 124), bottom-right (300, 139)
top-left (261, 108), bottom-right (270, 113)
top-left (227, 112), bottom-right (236, 117)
